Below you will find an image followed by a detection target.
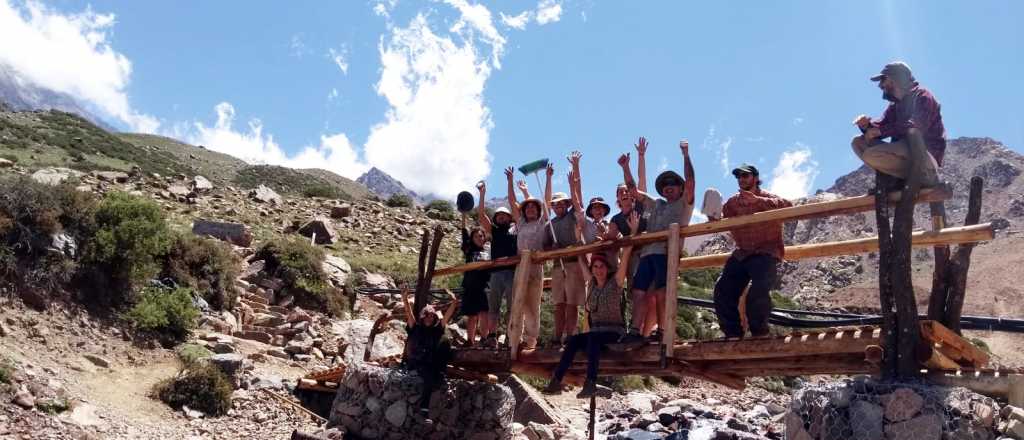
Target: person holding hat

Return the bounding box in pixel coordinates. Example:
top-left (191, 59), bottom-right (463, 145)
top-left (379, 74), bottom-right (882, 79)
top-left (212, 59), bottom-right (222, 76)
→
top-left (459, 209), bottom-right (491, 347)
top-left (475, 181), bottom-right (517, 348)
top-left (542, 211), bottom-right (639, 399)
top-left (618, 139), bottom-right (696, 344)
top-left (851, 61), bottom-right (945, 187)
top-left (545, 162), bottom-right (586, 347)
top-left (505, 163), bottom-right (553, 351)
top-left (401, 288), bottom-right (458, 417)
top-left (712, 164), bottom-right (792, 338)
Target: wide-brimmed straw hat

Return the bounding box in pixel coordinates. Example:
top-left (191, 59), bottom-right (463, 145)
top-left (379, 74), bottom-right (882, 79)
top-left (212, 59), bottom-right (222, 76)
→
top-left (586, 197), bottom-right (611, 218)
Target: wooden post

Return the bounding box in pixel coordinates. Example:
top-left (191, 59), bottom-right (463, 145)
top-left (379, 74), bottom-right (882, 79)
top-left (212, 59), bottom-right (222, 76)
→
top-left (588, 394), bottom-right (597, 440)
top-left (508, 250), bottom-right (532, 360)
top-left (416, 225), bottom-right (444, 316)
top-left (927, 201), bottom-right (950, 321)
top-left (663, 223), bottom-right (680, 359)
top-left (943, 177), bottom-right (984, 333)
top-left (874, 174), bottom-right (898, 379)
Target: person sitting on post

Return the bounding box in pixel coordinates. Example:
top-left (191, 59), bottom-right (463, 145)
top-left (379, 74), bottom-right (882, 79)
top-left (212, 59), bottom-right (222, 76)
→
top-left (851, 61), bottom-right (946, 189)
top-left (712, 164), bottom-right (792, 339)
top-left (459, 210), bottom-right (490, 347)
top-left (475, 181), bottom-right (517, 348)
top-left (542, 211), bottom-right (639, 399)
top-left (401, 288), bottom-right (458, 418)
top-left (619, 140), bottom-right (696, 345)
top-left (505, 164), bottom-right (553, 351)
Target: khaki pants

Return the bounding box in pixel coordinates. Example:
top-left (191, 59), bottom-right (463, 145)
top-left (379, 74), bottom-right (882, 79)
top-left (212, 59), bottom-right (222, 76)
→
top-left (851, 131), bottom-right (939, 186)
top-left (551, 260), bottom-right (587, 306)
top-left (508, 263), bottom-right (544, 349)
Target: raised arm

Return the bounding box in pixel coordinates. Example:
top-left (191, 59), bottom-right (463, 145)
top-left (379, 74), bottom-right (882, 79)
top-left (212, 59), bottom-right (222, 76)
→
top-left (614, 212), bottom-right (640, 286)
top-left (476, 181), bottom-right (492, 236)
top-left (401, 288), bottom-right (415, 326)
top-left (618, 153), bottom-right (636, 191)
top-left (681, 140), bottom-right (695, 205)
top-left (543, 163), bottom-right (554, 211)
top-left (505, 167), bottom-right (522, 222)
top-left (441, 289), bottom-right (459, 327)
top-left (635, 137), bottom-right (648, 193)
top-left (517, 179), bottom-right (531, 200)
top-left (568, 151), bottom-right (584, 210)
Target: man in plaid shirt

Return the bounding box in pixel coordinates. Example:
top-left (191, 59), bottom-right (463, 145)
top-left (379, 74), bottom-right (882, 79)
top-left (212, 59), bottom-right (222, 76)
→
top-left (713, 164), bottom-right (792, 338)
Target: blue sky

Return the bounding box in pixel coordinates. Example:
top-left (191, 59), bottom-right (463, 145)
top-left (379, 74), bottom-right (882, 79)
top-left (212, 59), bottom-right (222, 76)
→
top-left (2, 1), bottom-right (1022, 218)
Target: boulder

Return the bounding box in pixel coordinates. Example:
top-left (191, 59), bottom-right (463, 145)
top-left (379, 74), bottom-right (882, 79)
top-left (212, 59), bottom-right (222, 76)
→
top-left (192, 219), bottom-right (253, 247)
top-left (331, 204), bottom-right (353, 218)
top-left (192, 175), bottom-right (214, 192)
top-left (524, 422), bottom-right (555, 440)
top-left (883, 413), bottom-right (942, 440)
top-left (250, 184), bottom-right (283, 205)
top-left (323, 255), bottom-right (351, 287)
top-left (207, 353), bottom-right (246, 382)
top-left (31, 168), bottom-right (83, 185)
top-left (285, 335), bottom-right (315, 355)
top-left (12, 387), bottom-right (35, 409)
top-left (92, 171), bottom-right (130, 183)
top-left (362, 272), bottom-right (396, 290)
top-left (882, 388), bottom-right (924, 422)
top-left (298, 216), bottom-right (337, 245)
top-left (0, 157), bottom-right (13, 168)
top-left (83, 354), bottom-right (111, 369)
top-left (849, 400), bottom-right (883, 440)
top-left (505, 375), bottom-right (567, 426)
top-left (167, 185), bottom-right (191, 197)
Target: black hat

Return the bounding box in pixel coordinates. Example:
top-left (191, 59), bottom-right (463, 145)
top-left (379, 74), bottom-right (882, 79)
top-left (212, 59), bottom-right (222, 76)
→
top-left (585, 197), bottom-right (611, 219)
top-left (870, 61), bottom-right (915, 84)
top-left (654, 171), bottom-right (685, 197)
top-left (456, 191), bottom-right (475, 213)
top-left (731, 164), bottom-right (759, 177)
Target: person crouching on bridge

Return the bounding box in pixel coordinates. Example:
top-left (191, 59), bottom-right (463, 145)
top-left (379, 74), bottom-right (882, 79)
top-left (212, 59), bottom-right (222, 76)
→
top-left (712, 164), bottom-right (792, 338)
top-left (618, 140), bottom-right (695, 345)
top-left (460, 209), bottom-right (491, 347)
top-left (401, 289), bottom-right (458, 417)
top-left (542, 212), bottom-right (639, 399)
top-left (851, 61), bottom-right (945, 188)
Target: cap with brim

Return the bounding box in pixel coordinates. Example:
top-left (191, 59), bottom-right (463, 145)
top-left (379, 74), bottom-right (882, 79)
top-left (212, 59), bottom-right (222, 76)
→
top-left (551, 192), bottom-right (570, 203)
top-left (586, 197), bottom-right (611, 219)
top-left (456, 191), bottom-right (475, 213)
top-left (731, 164), bottom-right (759, 177)
top-left (419, 305), bottom-right (443, 322)
top-left (655, 171), bottom-right (685, 197)
top-left (492, 206), bottom-right (514, 223)
top-left (870, 61), bottom-right (914, 83)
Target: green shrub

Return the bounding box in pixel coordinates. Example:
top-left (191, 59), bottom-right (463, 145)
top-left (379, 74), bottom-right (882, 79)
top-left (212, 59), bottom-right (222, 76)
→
top-left (0, 153), bottom-right (17, 163)
top-left (301, 183), bottom-right (348, 200)
top-left (35, 398), bottom-right (71, 414)
top-left (155, 364), bottom-right (232, 416)
top-left (254, 236), bottom-right (330, 306)
top-left (176, 343), bottom-right (214, 367)
top-left (608, 375), bottom-right (656, 393)
top-left (0, 359), bottom-right (12, 384)
top-left (385, 193), bottom-right (413, 208)
top-left (426, 199), bottom-right (454, 214)
top-left (165, 234), bottom-right (241, 310)
top-left (84, 192), bottom-right (172, 300)
top-left (124, 286), bottom-right (199, 343)
top-left (0, 177), bottom-right (98, 259)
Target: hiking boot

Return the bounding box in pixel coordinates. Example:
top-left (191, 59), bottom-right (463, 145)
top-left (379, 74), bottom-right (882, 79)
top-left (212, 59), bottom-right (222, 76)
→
top-left (618, 332), bottom-right (645, 347)
top-left (576, 382), bottom-right (613, 399)
top-left (647, 329), bottom-right (664, 343)
top-left (541, 380), bottom-right (563, 395)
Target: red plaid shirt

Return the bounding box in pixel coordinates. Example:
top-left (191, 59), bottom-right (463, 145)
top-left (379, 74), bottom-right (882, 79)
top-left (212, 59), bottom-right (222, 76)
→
top-left (871, 85), bottom-right (947, 166)
top-left (722, 189), bottom-right (793, 260)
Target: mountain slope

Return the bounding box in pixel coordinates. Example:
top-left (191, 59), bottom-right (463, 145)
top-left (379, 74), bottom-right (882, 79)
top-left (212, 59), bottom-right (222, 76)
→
top-left (357, 167), bottom-right (422, 202)
top-left (0, 64), bottom-right (116, 131)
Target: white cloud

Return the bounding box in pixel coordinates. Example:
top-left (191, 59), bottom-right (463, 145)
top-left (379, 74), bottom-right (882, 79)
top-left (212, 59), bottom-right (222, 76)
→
top-left (690, 211), bottom-right (708, 224)
top-left (0, 0), bottom-right (158, 132)
top-left (535, 0), bottom-right (563, 25)
top-left (363, 12), bottom-right (496, 197)
top-left (328, 47), bottom-right (349, 74)
top-left (701, 125), bottom-right (733, 177)
top-left (499, 11), bottom-right (530, 30)
top-left (188, 102), bottom-right (369, 179)
top-left (766, 145), bottom-right (820, 199)
top-left (443, 0), bottom-right (506, 67)
top-left (792, 117), bottom-right (804, 126)
top-left (327, 88), bottom-right (339, 101)
top-left (290, 33), bottom-right (312, 58)
top-left (657, 156), bottom-right (668, 172)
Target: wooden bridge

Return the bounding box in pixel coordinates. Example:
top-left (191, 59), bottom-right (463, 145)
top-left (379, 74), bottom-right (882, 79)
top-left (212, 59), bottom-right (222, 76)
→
top-left (301, 178), bottom-right (1004, 393)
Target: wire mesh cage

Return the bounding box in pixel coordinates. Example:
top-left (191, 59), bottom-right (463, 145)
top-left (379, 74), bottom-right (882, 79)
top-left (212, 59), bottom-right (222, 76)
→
top-left (786, 376), bottom-right (1003, 440)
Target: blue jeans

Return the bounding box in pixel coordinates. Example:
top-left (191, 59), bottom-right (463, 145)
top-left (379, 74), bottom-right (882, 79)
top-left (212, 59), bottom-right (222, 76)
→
top-left (713, 254), bottom-right (778, 337)
top-left (487, 269), bottom-right (515, 322)
top-left (551, 331), bottom-right (621, 384)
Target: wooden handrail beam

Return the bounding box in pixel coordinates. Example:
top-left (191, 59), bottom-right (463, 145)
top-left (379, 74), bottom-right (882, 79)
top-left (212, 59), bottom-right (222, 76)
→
top-left (678, 223), bottom-right (994, 270)
top-left (433, 187), bottom-right (951, 277)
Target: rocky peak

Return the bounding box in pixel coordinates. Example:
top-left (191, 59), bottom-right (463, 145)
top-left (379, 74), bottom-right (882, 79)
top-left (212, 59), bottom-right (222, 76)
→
top-left (356, 167), bottom-right (420, 202)
top-left (0, 63), bottom-right (116, 132)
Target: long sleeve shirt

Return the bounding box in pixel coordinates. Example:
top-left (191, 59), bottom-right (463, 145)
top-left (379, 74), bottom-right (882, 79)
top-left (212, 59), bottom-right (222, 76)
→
top-left (722, 189), bottom-right (793, 260)
top-left (870, 85), bottom-right (947, 166)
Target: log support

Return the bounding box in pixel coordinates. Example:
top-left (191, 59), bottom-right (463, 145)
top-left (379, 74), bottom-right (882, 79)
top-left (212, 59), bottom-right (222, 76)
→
top-left (663, 223), bottom-right (681, 363)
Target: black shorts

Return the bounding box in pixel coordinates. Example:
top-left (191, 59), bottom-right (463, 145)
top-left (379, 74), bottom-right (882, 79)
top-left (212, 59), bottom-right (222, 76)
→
top-left (460, 288), bottom-right (489, 315)
top-left (632, 254), bottom-right (668, 292)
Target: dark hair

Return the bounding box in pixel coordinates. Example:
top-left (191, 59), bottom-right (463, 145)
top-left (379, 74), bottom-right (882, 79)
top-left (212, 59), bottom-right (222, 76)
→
top-left (589, 253), bottom-right (610, 269)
